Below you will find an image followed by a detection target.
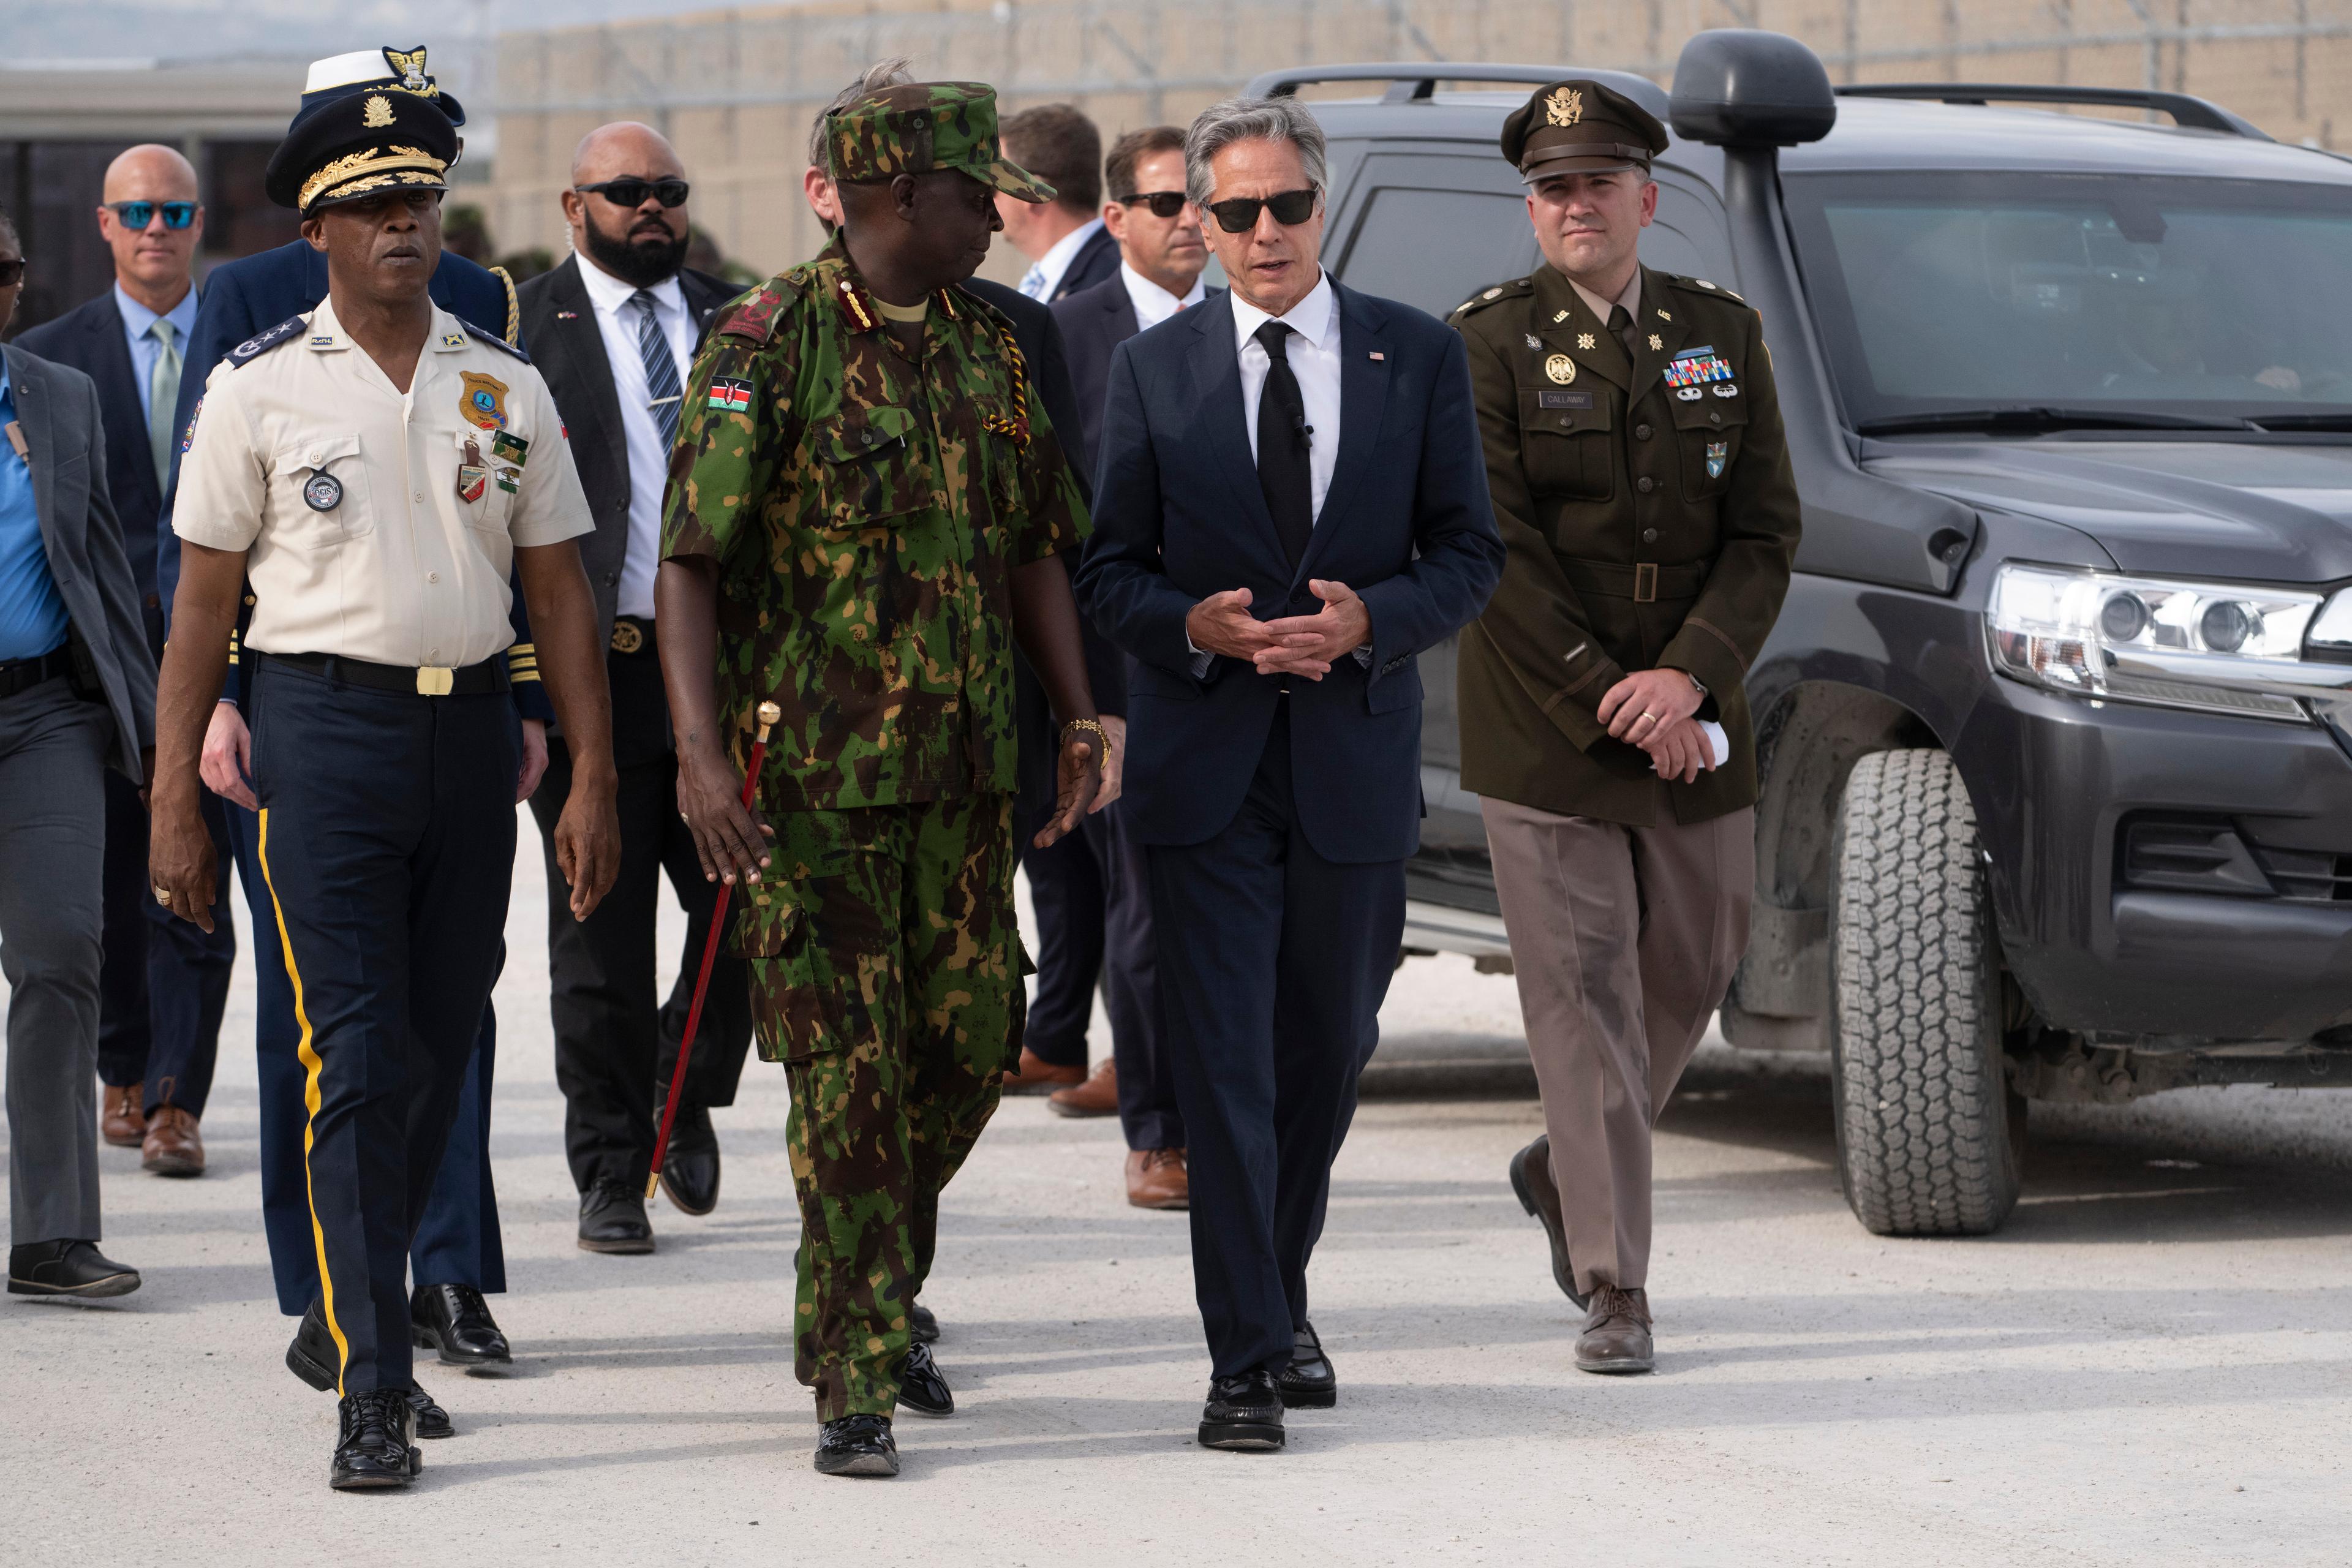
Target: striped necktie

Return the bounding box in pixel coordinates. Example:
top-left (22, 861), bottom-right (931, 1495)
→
top-left (631, 290), bottom-right (682, 451)
top-left (1018, 263), bottom-right (1047, 300)
top-left (146, 317), bottom-right (181, 490)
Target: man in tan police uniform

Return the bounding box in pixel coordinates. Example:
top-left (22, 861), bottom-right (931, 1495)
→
top-left (1450, 80), bottom-right (1801, 1375)
top-left (148, 84), bottom-right (619, 1490)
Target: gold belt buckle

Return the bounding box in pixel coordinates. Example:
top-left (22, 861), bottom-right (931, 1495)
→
top-left (416, 665), bottom-right (455, 696)
top-left (611, 620), bottom-right (644, 655)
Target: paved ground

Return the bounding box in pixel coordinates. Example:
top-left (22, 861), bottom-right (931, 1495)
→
top-left (7, 832), bottom-right (2351, 1565)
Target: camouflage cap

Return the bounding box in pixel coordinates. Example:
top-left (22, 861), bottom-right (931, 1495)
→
top-left (825, 81), bottom-right (1055, 204)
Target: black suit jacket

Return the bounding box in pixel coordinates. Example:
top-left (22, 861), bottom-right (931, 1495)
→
top-left (15, 291), bottom-right (170, 622)
top-left (1046, 224), bottom-right (1121, 304)
top-left (516, 255), bottom-right (738, 652)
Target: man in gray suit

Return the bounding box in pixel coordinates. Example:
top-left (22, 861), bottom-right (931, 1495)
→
top-left (0, 203), bottom-right (156, 1299)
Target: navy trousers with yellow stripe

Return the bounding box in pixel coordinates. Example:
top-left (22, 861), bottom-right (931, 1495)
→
top-left (249, 658), bottom-right (519, 1395)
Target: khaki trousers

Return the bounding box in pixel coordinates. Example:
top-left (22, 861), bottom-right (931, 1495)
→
top-left (1481, 794), bottom-right (1754, 1295)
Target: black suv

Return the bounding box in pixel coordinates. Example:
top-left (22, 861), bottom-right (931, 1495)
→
top-left (1250, 31), bottom-right (2352, 1237)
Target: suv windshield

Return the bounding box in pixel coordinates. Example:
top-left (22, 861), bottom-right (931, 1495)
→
top-left (1782, 171), bottom-right (2352, 430)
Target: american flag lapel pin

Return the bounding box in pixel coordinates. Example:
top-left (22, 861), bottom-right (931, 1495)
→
top-left (556, 310), bottom-right (579, 320)
top-left (1369, 350), bottom-right (1385, 360)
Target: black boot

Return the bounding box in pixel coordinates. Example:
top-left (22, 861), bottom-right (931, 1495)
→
top-left (330, 1387), bottom-right (421, 1491)
top-left (6, 1240), bottom-right (140, 1299)
top-left (813, 1413), bottom-right (899, 1477)
top-left (659, 1104), bottom-right (722, 1216)
top-left (410, 1283), bottom-right (513, 1368)
top-left (578, 1178), bottom-right (654, 1254)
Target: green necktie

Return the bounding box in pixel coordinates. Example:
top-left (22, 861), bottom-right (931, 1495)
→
top-left (147, 317), bottom-right (181, 491)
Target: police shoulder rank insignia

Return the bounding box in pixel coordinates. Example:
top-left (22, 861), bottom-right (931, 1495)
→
top-left (459, 319), bottom-right (530, 361)
top-left (457, 437), bottom-right (488, 503)
top-left (459, 372), bottom-right (510, 431)
top-left (1544, 353), bottom-right (1576, 386)
top-left (491, 430), bottom-right (530, 465)
top-left (227, 316), bottom-right (306, 369)
top-left (1706, 440), bottom-right (1728, 479)
top-left (1664, 347), bottom-right (1736, 388)
top-left (707, 377), bottom-right (754, 414)
top-left (440, 331), bottom-right (465, 349)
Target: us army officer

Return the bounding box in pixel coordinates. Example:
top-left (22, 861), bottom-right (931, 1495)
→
top-left (1450, 80), bottom-right (1800, 1376)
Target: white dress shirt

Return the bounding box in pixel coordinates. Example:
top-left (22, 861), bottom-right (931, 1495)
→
top-left (1020, 217), bottom-right (1104, 301)
top-left (573, 252), bottom-right (696, 619)
top-left (113, 281), bottom-right (198, 426)
top-left (1231, 268), bottom-right (1341, 523)
top-left (1119, 262), bottom-right (1205, 333)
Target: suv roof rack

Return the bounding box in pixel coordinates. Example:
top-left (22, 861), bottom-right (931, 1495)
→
top-left (1836, 83), bottom-right (2270, 141)
top-left (1243, 62), bottom-right (1668, 118)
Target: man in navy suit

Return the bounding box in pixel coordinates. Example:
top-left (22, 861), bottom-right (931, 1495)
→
top-left (997, 105), bottom-right (1122, 305)
top-left (1078, 97), bottom-right (1502, 1450)
top-left (154, 47), bottom-right (533, 1386)
top-left (17, 143), bottom-right (231, 1178)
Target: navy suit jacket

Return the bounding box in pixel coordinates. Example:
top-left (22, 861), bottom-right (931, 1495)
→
top-left (1076, 281), bottom-right (1502, 864)
top-left (15, 291), bottom-right (171, 622)
top-left (1045, 224), bottom-right (1121, 306)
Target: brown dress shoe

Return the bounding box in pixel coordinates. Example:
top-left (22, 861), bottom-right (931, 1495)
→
top-left (1125, 1147), bottom-right (1188, 1210)
top-left (1575, 1284), bottom-right (1654, 1374)
top-left (141, 1106), bottom-right (205, 1178)
top-left (1508, 1135), bottom-right (1586, 1310)
top-left (1047, 1059), bottom-right (1118, 1118)
top-left (1000, 1048), bottom-right (1085, 1095)
top-left (101, 1084), bottom-right (144, 1148)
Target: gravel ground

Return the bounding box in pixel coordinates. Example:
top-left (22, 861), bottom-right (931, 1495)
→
top-left (5, 829), bottom-right (2350, 1565)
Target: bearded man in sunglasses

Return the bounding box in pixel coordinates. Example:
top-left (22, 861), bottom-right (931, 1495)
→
top-left (1076, 96), bottom-right (1502, 1451)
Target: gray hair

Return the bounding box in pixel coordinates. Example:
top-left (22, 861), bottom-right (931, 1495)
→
top-left (809, 56), bottom-right (916, 170)
top-left (1183, 96), bottom-right (1327, 208)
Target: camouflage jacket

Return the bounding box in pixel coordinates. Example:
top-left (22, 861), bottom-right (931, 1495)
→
top-left (662, 238), bottom-right (1088, 812)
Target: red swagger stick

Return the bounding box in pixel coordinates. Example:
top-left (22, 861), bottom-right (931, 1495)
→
top-left (648, 699), bottom-right (782, 1200)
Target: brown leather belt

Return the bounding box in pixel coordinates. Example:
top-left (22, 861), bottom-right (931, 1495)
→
top-left (1558, 557), bottom-right (1710, 604)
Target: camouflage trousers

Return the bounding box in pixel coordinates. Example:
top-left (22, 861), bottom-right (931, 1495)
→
top-left (737, 793), bottom-right (1023, 1419)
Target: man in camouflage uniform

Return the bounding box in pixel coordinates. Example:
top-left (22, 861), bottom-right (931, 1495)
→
top-left (655, 81), bottom-right (1102, 1479)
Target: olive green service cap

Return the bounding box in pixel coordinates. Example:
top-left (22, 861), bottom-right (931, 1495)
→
top-left (824, 81), bottom-right (1056, 204)
top-left (1501, 79), bottom-right (1670, 183)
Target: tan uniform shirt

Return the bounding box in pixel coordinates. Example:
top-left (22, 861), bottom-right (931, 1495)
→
top-left (175, 299), bottom-right (591, 671)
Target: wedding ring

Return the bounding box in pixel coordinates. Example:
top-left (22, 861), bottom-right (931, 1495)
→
top-left (153, 884), bottom-right (172, 906)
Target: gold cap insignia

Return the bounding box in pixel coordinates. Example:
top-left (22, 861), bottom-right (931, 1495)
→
top-left (1544, 353), bottom-right (1576, 385)
top-left (362, 94), bottom-right (395, 129)
top-left (1545, 87), bottom-right (1584, 128)
top-left (385, 47), bottom-right (431, 94)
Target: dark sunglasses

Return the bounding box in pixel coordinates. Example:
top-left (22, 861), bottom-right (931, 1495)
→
top-left (1204, 187), bottom-right (1317, 233)
top-left (107, 200), bottom-right (197, 231)
top-left (0, 258), bottom-right (21, 287)
top-left (1118, 191), bottom-right (1189, 220)
top-left (578, 178), bottom-right (690, 209)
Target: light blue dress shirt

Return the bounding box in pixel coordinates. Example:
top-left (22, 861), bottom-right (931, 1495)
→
top-left (114, 281), bottom-right (199, 426)
top-left (0, 361), bottom-right (70, 661)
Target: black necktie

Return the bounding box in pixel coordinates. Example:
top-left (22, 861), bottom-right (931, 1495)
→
top-left (1607, 303), bottom-right (1638, 363)
top-left (1253, 320), bottom-right (1313, 569)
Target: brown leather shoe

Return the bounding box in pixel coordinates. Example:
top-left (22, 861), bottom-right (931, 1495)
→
top-left (1047, 1059), bottom-right (1118, 1118)
top-left (141, 1106), bottom-right (205, 1178)
top-left (1125, 1147), bottom-right (1188, 1210)
top-left (1000, 1048), bottom-right (1085, 1095)
top-left (1508, 1135), bottom-right (1586, 1310)
top-left (101, 1084), bottom-right (144, 1148)
top-left (1575, 1284), bottom-right (1654, 1374)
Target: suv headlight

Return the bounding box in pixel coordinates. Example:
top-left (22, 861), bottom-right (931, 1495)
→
top-left (1987, 563), bottom-right (2329, 722)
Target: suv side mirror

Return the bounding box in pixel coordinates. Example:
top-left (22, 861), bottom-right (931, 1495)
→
top-left (1669, 29), bottom-right (1837, 147)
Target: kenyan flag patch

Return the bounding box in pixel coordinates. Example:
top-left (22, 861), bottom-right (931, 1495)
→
top-left (707, 377), bottom-right (753, 414)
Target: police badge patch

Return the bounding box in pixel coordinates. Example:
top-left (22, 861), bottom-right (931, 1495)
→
top-left (459, 372), bottom-right (510, 431)
top-left (1706, 440), bottom-right (1728, 479)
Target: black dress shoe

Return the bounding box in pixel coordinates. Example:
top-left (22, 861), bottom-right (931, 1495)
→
top-left (908, 1302), bottom-right (940, 1343)
top-left (406, 1381), bottom-right (454, 1439)
top-left (1199, 1369), bottom-right (1285, 1451)
top-left (813, 1413), bottom-right (899, 1477)
top-left (578, 1178), bottom-right (655, 1254)
top-left (7, 1240), bottom-right (140, 1299)
top-left (410, 1283), bottom-right (513, 1368)
top-left (287, 1298), bottom-right (339, 1392)
top-left (1509, 1135), bottom-right (1589, 1310)
top-left (1275, 1321), bottom-right (1336, 1409)
top-left (659, 1105), bottom-right (722, 1216)
top-left (894, 1341), bottom-right (954, 1418)
top-left (331, 1387), bottom-right (421, 1491)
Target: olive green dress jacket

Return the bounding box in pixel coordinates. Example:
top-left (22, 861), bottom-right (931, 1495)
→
top-left (1452, 263), bottom-right (1801, 826)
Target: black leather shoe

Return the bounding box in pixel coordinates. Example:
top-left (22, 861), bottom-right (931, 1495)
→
top-left (659, 1105), bottom-right (721, 1216)
top-left (406, 1381), bottom-right (454, 1439)
top-left (894, 1341), bottom-right (954, 1418)
top-left (287, 1298), bottom-right (339, 1392)
top-left (410, 1283), bottom-right (512, 1368)
top-left (1275, 1322), bottom-right (1336, 1409)
top-left (7, 1240), bottom-right (140, 1299)
top-left (1199, 1369), bottom-right (1285, 1451)
top-left (578, 1178), bottom-right (655, 1254)
top-left (908, 1302), bottom-right (940, 1343)
top-left (330, 1387), bottom-right (421, 1490)
top-left (1509, 1135), bottom-right (1588, 1310)
top-left (813, 1413), bottom-right (900, 1477)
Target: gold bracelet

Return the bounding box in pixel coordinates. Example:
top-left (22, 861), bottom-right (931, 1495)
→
top-left (1061, 718), bottom-right (1108, 753)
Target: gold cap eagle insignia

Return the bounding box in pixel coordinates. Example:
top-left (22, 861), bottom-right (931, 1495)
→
top-left (384, 47), bottom-right (433, 95)
top-left (1545, 86), bottom-right (1584, 127)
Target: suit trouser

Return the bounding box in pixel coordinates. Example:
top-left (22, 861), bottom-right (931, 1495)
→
top-left (0, 677), bottom-right (108, 1247)
top-left (1480, 794), bottom-right (1754, 1296)
top-left (527, 643), bottom-right (750, 1194)
top-left (1022, 824), bottom-right (1103, 1069)
top-left (1095, 798), bottom-right (1184, 1152)
top-left (95, 612), bottom-right (235, 1115)
top-left (1148, 706), bottom-right (1404, 1379)
top-left (228, 796), bottom-right (508, 1315)
top-left (247, 659), bottom-right (516, 1392)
